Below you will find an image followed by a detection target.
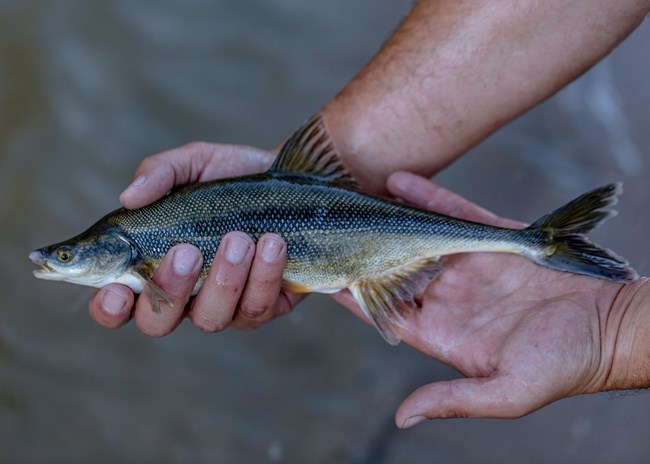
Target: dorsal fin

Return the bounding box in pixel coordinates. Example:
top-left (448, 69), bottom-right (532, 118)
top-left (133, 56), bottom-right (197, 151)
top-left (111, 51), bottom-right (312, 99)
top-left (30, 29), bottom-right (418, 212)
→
top-left (269, 114), bottom-right (358, 187)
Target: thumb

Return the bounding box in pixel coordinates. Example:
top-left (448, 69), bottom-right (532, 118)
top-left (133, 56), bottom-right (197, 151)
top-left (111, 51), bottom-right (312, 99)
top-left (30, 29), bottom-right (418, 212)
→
top-left (396, 375), bottom-right (538, 428)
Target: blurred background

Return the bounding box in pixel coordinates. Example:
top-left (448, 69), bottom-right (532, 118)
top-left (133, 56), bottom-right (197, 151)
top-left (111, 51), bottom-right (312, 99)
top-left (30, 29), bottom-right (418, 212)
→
top-left (1, 1), bottom-right (649, 462)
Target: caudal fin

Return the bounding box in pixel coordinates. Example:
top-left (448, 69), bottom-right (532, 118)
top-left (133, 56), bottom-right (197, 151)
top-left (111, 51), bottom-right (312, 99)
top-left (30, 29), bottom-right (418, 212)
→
top-left (526, 183), bottom-right (637, 282)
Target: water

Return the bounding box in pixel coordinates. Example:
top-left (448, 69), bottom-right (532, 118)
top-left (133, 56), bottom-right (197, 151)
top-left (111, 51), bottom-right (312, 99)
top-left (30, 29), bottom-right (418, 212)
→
top-left (1, 1), bottom-right (649, 462)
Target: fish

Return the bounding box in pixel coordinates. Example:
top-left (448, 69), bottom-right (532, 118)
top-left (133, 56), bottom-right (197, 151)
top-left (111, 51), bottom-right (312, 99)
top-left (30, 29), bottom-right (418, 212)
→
top-left (29, 114), bottom-right (637, 344)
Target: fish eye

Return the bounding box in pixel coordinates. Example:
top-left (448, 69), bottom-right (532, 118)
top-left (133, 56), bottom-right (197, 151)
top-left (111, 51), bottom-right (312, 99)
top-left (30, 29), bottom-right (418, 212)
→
top-left (56, 248), bottom-right (73, 263)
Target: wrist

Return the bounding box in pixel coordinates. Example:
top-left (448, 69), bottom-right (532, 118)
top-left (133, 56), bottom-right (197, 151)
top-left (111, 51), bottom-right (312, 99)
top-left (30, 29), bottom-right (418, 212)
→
top-left (320, 104), bottom-right (390, 195)
top-left (598, 278), bottom-right (650, 392)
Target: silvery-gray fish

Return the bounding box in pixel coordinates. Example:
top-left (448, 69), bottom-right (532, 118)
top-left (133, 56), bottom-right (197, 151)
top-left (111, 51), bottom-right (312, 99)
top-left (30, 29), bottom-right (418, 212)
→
top-left (29, 115), bottom-right (637, 344)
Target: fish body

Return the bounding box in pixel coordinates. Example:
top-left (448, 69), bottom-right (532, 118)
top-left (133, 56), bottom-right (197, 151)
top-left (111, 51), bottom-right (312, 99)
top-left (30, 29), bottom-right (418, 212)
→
top-left (102, 173), bottom-right (528, 293)
top-left (30, 115), bottom-right (637, 344)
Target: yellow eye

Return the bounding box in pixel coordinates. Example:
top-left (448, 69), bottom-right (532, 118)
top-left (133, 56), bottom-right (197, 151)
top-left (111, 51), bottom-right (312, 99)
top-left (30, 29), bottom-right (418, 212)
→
top-left (56, 248), bottom-right (73, 263)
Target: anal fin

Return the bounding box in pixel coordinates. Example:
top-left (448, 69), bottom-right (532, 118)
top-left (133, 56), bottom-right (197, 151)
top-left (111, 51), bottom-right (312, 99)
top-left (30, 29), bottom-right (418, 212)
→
top-left (349, 257), bottom-right (441, 345)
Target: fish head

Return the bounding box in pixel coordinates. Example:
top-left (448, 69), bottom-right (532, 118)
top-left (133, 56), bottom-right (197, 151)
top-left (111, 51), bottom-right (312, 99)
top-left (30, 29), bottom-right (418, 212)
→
top-left (29, 228), bottom-right (135, 288)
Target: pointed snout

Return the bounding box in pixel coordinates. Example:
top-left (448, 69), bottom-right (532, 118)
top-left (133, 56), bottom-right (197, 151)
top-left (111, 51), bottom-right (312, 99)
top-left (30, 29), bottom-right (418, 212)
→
top-left (29, 249), bottom-right (46, 265)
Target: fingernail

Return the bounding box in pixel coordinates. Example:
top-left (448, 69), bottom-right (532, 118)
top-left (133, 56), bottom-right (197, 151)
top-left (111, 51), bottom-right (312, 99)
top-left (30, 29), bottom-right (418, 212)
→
top-left (122, 175), bottom-right (146, 196)
top-left (261, 237), bottom-right (283, 263)
top-left (173, 247), bottom-right (200, 277)
top-left (225, 235), bottom-right (250, 264)
top-left (401, 416), bottom-right (426, 429)
top-left (132, 175), bottom-right (146, 187)
top-left (102, 289), bottom-right (128, 315)
top-left (121, 176), bottom-right (146, 201)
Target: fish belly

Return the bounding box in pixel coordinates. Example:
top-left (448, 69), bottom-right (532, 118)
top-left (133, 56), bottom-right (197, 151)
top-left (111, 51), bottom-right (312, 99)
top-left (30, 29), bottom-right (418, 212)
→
top-left (281, 229), bottom-right (525, 294)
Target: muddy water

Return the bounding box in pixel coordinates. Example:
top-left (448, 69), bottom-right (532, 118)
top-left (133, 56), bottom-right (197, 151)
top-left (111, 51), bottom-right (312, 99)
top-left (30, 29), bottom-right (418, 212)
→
top-left (1, 1), bottom-right (649, 462)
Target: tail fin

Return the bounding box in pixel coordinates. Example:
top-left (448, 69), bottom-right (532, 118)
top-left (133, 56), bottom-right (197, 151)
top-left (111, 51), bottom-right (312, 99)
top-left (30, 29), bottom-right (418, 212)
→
top-left (526, 183), bottom-right (637, 282)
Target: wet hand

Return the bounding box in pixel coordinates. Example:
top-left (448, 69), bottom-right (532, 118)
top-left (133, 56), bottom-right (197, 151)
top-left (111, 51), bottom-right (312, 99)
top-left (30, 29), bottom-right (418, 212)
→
top-left (89, 142), bottom-right (302, 335)
top-left (332, 172), bottom-right (629, 427)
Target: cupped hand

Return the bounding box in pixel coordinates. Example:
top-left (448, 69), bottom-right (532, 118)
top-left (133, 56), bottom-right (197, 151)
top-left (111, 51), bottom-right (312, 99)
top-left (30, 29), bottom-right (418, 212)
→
top-left (89, 142), bottom-right (302, 336)
top-left (332, 172), bottom-right (627, 427)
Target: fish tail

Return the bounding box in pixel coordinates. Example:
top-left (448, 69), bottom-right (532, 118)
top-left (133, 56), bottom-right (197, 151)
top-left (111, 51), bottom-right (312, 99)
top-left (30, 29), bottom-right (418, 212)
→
top-left (525, 183), bottom-right (637, 282)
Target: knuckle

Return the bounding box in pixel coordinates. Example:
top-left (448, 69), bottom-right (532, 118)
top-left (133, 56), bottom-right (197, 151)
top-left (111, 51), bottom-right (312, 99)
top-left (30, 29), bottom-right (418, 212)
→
top-left (238, 297), bottom-right (271, 320)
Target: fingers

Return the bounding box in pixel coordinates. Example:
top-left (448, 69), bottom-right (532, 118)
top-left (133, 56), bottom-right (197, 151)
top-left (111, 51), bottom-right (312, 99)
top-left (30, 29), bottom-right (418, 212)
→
top-left (119, 143), bottom-right (215, 209)
top-left (189, 232), bottom-right (255, 332)
top-left (189, 233), bottom-right (294, 332)
top-left (387, 171), bottom-right (523, 228)
top-left (395, 375), bottom-right (539, 428)
top-left (119, 143), bottom-right (275, 210)
top-left (90, 234), bottom-right (298, 336)
top-left (89, 284), bottom-right (134, 329)
top-left (134, 244), bottom-right (203, 337)
top-left (231, 234), bottom-right (288, 330)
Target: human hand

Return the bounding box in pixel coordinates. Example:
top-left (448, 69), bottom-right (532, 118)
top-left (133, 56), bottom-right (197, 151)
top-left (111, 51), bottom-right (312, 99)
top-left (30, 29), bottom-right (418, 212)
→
top-left (89, 142), bottom-right (302, 336)
top-left (331, 172), bottom-right (642, 427)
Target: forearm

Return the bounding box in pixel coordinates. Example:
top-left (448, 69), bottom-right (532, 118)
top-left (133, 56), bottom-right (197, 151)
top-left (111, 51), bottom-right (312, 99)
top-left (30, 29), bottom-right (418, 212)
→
top-left (601, 278), bottom-right (650, 392)
top-left (322, 0), bottom-right (650, 193)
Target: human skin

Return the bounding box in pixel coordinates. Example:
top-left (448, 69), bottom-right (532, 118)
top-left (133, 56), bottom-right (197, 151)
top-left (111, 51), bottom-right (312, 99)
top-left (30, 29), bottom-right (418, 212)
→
top-left (90, 159), bottom-right (650, 428)
top-left (323, 0), bottom-right (650, 193)
top-left (334, 172), bottom-right (650, 428)
top-left (88, 0), bottom-right (650, 421)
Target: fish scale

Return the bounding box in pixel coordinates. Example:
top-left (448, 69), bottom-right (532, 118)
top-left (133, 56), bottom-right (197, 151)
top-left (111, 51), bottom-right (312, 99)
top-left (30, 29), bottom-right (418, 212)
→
top-left (107, 173), bottom-right (516, 290)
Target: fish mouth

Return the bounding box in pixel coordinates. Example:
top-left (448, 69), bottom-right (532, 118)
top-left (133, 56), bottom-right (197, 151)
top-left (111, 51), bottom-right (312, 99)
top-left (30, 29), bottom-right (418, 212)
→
top-left (31, 265), bottom-right (64, 281)
top-left (29, 250), bottom-right (57, 279)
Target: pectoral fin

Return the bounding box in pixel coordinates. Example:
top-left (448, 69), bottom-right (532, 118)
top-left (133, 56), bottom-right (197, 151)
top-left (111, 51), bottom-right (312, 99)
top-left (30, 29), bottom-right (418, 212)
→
top-left (349, 257), bottom-right (441, 345)
top-left (133, 265), bottom-right (173, 314)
